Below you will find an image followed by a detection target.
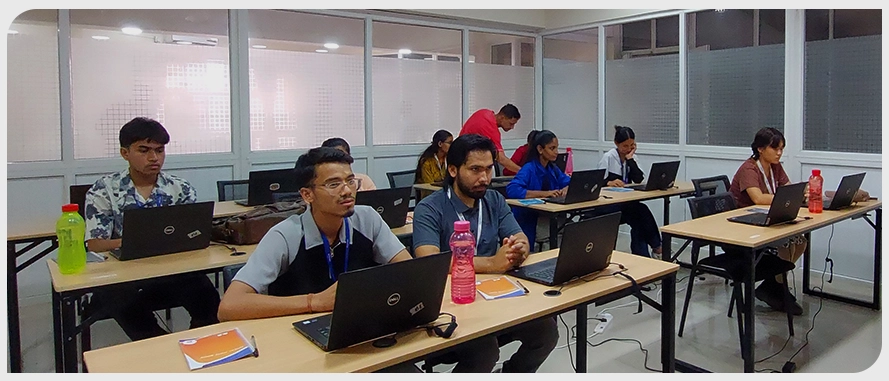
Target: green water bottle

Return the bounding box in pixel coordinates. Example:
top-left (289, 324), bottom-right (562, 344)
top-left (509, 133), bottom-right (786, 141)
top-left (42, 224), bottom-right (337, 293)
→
top-left (56, 203), bottom-right (87, 274)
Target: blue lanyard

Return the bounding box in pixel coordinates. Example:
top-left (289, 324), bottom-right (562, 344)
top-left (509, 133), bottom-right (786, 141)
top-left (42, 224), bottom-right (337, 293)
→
top-left (622, 161), bottom-right (629, 183)
top-left (133, 192), bottom-right (163, 208)
top-left (320, 218), bottom-right (351, 281)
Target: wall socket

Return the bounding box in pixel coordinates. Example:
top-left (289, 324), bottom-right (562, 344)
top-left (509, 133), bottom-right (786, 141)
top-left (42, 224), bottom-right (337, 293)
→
top-left (594, 312), bottom-right (613, 334)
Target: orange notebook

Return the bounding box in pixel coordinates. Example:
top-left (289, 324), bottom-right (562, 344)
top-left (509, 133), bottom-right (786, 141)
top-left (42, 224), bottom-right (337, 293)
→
top-left (476, 277), bottom-right (527, 300)
top-left (178, 328), bottom-right (255, 370)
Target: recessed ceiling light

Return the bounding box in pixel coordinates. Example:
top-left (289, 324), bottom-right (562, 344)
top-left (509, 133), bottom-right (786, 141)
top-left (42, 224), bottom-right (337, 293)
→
top-left (8, 30), bottom-right (19, 35)
top-left (121, 27), bottom-right (142, 35)
top-left (175, 41), bottom-right (193, 45)
top-left (92, 35), bottom-right (110, 40)
top-left (315, 49), bottom-right (328, 53)
top-left (398, 48), bottom-right (412, 55)
top-left (323, 42), bottom-right (339, 50)
top-left (252, 44), bottom-right (267, 49)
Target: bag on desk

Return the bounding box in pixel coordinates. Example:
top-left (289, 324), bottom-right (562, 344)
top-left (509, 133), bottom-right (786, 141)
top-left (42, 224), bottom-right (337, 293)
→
top-left (211, 200), bottom-right (307, 245)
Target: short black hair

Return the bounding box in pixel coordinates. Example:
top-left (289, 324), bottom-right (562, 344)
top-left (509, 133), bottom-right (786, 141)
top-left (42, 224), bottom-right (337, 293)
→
top-left (613, 125), bottom-right (635, 144)
top-left (119, 117), bottom-right (170, 148)
top-left (445, 134), bottom-right (497, 185)
top-left (321, 137), bottom-right (351, 155)
top-left (498, 104), bottom-right (521, 120)
top-left (294, 147), bottom-right (354, 189)
top-left (750, 127), bottom-right (786, 159)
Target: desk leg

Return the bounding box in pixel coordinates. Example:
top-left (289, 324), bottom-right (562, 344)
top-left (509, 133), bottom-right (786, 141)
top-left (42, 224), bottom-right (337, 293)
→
top-left (803, 232), bottom-right (812, 295)
top-left (661, 272), bottom-right (676, 373)
top-left (662, 233), bottom-right (672, 262)
top-left (7, 242), bottom-right (22, 373)
top-left (873, 208), bottom-right (881, 310)
top-left (575, 306), bottom-right (587, 373)
top-left (743, 248), bottom-right (756, 373)
top-left (52, 290), bottom-right (63, 373)
top-left (61, 295), bottom-right (79, 372)
top-left (663, 197), bottom-right (671, 225)
top-left (549, 213), bottom-right (560, 250)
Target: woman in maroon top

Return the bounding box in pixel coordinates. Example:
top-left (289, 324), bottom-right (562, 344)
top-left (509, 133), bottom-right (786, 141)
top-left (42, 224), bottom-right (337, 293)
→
top-left (729, 127), bottom-right (806, 315)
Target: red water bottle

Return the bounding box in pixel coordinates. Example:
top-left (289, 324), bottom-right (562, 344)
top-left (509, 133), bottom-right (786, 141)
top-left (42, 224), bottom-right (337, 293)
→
top-left (808, 169), bottom-right (823, 214)
top-left (565, 147), bottom-right (574, 176)
top-left (449, 221), bottom-right (476, 304)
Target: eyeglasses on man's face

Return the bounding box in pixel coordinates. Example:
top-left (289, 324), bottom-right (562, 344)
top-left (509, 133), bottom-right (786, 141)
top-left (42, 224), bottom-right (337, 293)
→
top-left (310, 177), bottom-right (362, 193)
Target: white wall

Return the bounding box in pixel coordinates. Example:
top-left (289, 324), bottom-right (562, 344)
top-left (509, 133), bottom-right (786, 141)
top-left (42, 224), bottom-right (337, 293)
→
top-left (413, 9), bottom-right (546, 29)
top-left (545, 9), bottom-right (665, 29)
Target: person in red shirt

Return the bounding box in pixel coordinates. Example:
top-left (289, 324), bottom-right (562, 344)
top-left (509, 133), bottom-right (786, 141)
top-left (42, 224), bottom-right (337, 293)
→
top-left (503, 130), bottom-right (539, 176)
top-left (459, 104), bottom-right (522, 174)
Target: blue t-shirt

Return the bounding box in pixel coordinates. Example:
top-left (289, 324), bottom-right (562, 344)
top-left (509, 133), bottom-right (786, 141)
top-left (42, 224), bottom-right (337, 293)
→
top-left (506, 159), bottom-right (571, 244)
top-left (412, 186), bottom-right (523, 257)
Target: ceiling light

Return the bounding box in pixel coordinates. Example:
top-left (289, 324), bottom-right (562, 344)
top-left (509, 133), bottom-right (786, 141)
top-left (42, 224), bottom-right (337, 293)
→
top-left (715, 9), bottom-right (726, 13)
top-left (323, 42), bottom-right (339, 50)
top-left (92, 35), bottom-right (110, 40)
top-left (175, 41), bottom-right (193, 45)
top-left (154, 35), bottom-right (218, 46)
top-left (315, 49), bottom-right (328, 53)
top-left (398, 48), bottom-right (412, 55)
top-left (121, 27), bottom-right (142, 35)
top-left (252, 44), bottom-right (267, 49)
top-left (8, 30), bottom-right (19, 35)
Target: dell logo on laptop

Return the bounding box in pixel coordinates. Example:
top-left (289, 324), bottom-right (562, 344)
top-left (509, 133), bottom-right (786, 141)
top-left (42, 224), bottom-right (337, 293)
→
top-left (784, 200), bottom-right (791, 208)
top-left (387, 293), bottom-right (401, 306)
top-left (163, 226), bottom-right (175, 235)
top-left (376, 206), bottom-right (384, 214)
top-left (269, 183), bottom-right (281, 191)
top-left (585, 242), bottom-right (594, 252)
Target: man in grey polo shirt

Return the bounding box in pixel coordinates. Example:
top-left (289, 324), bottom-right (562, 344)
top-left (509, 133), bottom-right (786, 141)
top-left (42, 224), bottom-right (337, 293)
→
top-left (218, 147), bottom-right (412, 321)
top-left (413, 134), bottom-right (559, 373)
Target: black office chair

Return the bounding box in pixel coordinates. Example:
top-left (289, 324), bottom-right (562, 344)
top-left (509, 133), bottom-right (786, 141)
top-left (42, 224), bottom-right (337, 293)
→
top-left (668, 175), bottom-right (732, 264)
top-left (677, 193), bottom-right (795, 361)
top-left (217, 179), bottom-right (249, 202)
top-left (387, 169), bottom-right (417, 210)
top-left (222, 264), bottom-right (246, 291)
top-left (69, 184), bottom-right (93, 219)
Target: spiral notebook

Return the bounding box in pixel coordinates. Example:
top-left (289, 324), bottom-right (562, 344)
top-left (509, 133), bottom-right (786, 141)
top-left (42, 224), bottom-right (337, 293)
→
top-left (178, 328), bottom-right (255, 370)
top-left (476, 277), bottom-right (527, 300)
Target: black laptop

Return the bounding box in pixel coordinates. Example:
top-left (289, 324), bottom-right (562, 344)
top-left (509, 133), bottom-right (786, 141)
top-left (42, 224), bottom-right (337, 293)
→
top-left (803, 172), bottom-right (866, 211)
top-left (109, 201), bottom-right (214, 261)
top-left (728, 182), bottom-right (807, 227)
top-left (553, 153), bottom-right (569, 173)
top-left (356, 187), bottom-right (412, 228)
top-left (508, 212), bottom-right (621, 286)
top-left (292, 252), bottom-right (451, 352)
top-left (235, 169), bottom-right (300, 206)
top-left (543, 169), bottom-right (606, 204)
top-left (626, 161), bottom-right (681, 191)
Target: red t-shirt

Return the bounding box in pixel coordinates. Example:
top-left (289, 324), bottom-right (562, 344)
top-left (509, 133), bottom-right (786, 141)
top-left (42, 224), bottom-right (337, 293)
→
top-left (729, 158), bottom-right (791, 208)
top-left (460, 109), bottom-right (502, 152)
top-left (503, 144), bottom-right (529, 176)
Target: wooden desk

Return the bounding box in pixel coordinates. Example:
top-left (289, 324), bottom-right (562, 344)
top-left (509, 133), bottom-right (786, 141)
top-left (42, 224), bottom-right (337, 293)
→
top-left (507, 182), bottom-right (696, 249)
top-left (83, 251), bottom-right (679, 373)
top-left (5, 200), bottom-right (252, 373)
top-left (660, 201), bottom-right (882, 373)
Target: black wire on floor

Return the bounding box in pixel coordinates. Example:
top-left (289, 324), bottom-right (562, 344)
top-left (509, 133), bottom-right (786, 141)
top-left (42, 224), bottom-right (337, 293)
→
top-left (586, 337), bottom-right (660, 372)
top-left (558, 314), bottom-right (577, 372)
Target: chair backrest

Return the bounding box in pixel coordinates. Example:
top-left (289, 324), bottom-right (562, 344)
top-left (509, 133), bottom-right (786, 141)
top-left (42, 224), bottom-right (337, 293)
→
top-left (222, 263), bottom-right (246, 291)
top-left (687, 192), bottom-right (737, 219)
top-left (69, 184), bottom-right (93, 219)
top-left (494, 162), bottom-right (503, 177)
top-left (691, 175), bottom-right (731, 198)
top-left (217, 180), bottom-right (249, 202)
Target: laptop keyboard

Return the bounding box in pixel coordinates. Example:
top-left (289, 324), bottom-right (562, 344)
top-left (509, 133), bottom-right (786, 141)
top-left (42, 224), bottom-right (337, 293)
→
top-left (733, 213), bottom-right (768, 225)
top-left (528, 267), bottom-right (556, 281)
top-left (544, 196), bottom-right (566, 204)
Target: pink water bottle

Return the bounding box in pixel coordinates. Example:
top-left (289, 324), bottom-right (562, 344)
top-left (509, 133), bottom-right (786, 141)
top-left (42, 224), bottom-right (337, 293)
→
top-left (808, 169), bottom-right (823, 214)
top-left (449, 221), bottom-right (476, 304)
top-left (565, 147), bottom-right (574, 175)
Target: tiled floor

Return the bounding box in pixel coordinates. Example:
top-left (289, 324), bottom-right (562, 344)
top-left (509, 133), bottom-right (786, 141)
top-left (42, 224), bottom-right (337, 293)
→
top-left (13, 236), bottom-right (882, 373)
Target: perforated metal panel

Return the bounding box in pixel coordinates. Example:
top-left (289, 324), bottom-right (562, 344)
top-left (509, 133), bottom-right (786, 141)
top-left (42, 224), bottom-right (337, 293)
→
top-left (605, 55), bottom-right (679, 144)
top-left (687, 44), bottom-right (785, 147)
top-left (543, 58), bottom-right (598, 140)
top-left (468, 63), bottom-right (535, 140)
top-left (804, 35), bottom-right (881, 154)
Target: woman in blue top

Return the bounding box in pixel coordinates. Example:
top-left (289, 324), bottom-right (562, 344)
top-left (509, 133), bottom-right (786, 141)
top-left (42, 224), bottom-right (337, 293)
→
top-left (506, 130), bottom-right (570, 246)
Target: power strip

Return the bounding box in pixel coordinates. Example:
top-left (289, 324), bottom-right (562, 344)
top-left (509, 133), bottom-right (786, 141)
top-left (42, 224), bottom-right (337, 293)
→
top-left (594, 312), bottom-right (613, 334)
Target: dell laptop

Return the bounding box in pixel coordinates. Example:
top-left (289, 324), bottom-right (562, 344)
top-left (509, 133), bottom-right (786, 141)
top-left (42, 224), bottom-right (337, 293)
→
top-left (508, 212), bottom-right (621, 286)
top-left (626, 161), bottom-right (681, 191)
top-left (109, 201), bottom-right (214, 261)
top-left (803, 172), bottom-right (866, 211)
top-left (292, 251), bottom-right (451, 352)
top-left (356, 187), bottom-right (412, 228)
top-left (553, 153), bottom-right (569, 173)
top-left (236, 169), bottom-right (300, 206)
top-left (728, 182), bottom-right (807, 227)
top-left (543, 169), bottom-right (606, 204)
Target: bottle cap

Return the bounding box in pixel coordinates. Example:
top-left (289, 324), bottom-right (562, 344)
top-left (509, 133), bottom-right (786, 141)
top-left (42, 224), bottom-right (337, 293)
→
top-left (812, 168), bottom-right (821, 176)
top-left (566, 147), bottom-right (572, 152)
top-left (62, 204), bottom-right (79, 213)
top-left (454, 220), bottom-right (470, 232)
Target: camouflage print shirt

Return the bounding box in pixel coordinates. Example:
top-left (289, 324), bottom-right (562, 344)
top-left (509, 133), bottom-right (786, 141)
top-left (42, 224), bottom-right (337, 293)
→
top-left (84, 168), bottom-right (197, 240)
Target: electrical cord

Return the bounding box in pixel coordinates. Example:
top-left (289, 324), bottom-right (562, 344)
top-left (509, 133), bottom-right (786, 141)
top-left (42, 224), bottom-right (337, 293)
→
top-left (586, 337), bottom-right (660, 372)
top-left (557, 314), bottom-right (577, 372)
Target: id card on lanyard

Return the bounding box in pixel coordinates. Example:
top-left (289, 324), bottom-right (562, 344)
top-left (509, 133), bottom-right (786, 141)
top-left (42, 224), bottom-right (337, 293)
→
top-left (320, 218), bottom-right (351, 281)
top-left (448, 188), bottom-right (482, 249)
top-left (756, 161), bottom-right (777, 195)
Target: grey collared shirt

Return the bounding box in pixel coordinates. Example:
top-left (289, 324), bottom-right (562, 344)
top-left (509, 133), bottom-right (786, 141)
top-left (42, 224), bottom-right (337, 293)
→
top-left (412, 186), bottom-right (523, 257)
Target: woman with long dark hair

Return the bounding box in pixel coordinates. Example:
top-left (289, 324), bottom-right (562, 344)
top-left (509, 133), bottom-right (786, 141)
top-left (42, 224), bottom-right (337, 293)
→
top-left (414, 130), bottom-right (453, 199)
